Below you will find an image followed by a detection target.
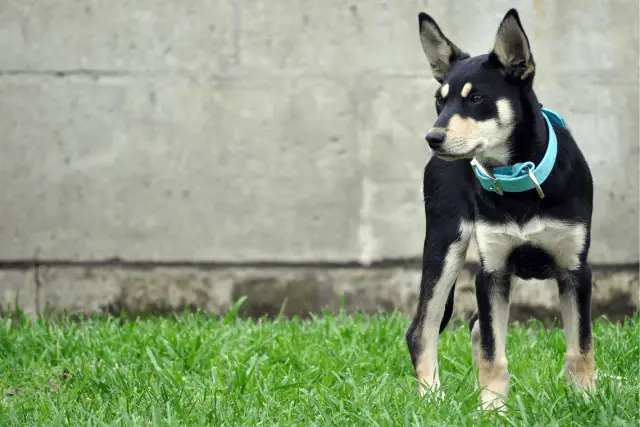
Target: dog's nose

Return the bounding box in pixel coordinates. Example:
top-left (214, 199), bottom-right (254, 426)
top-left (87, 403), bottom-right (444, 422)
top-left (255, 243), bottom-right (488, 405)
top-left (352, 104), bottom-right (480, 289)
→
top-left (425, 128), bottom-right (446, 148)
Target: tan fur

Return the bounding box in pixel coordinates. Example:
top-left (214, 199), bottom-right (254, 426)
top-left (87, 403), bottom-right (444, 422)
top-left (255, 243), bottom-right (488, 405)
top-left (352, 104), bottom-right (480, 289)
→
top-left (560, 289), bottom-right (596, 394)
top-left (435, 98), bottom-right (515, 162)
top-left (440, 83), bottom-right (449, 98)
top-left (478, 356), bottom-right (509, 411)
top-left (414, 221), bottom-right (473, 396)
top-left (415, 352), bottom-right (439, 396)
top-left (461, 82), bottom-right (473, 98)
top-left (475, 281), bottom-right (512, 411)
top-left (566, 348), bottom-right (596, 390)
top-left (496, 99), bottom-right (514, 124)
top-left (447, 115), bottom-right (483, 141)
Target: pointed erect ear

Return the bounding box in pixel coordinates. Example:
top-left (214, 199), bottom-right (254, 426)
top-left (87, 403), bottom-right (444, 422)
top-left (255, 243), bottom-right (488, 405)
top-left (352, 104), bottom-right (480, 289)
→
top-left (418, 12), bottom-right (469, 83)
top-left (491, 9), bottom-right (535, 80)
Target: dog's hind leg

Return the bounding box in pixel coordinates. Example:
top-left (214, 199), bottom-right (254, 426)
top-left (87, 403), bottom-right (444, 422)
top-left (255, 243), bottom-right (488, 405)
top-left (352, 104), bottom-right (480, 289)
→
top-left (474, 269), bottom-right (513, 411)
top-left (406, 219), bottom-right (472, 396)
top-left (558, 263), bottom-right (596, 394)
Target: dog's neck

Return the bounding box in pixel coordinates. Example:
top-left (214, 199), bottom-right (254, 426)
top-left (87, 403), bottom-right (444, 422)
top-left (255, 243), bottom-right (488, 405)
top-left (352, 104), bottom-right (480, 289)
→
top-left (508, 89), bottom-right (549, 166)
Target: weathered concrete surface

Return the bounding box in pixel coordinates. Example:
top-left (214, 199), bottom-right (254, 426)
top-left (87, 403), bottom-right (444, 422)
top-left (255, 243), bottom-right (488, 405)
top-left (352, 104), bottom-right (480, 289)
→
top-left (0, 1), bottom-right (237, 72)
top-left (0, 270), bottom-right (37, 317)
top-left (38, 267), bottom-right (122, 315)
top-left (0, 76), bottom-right (362, 261)
top-left (13, 267), bottom-right (634, 325)
top-left (37, 267), bottom-right (234, 316)
top-left (0, 1), bottom-right (637, 265)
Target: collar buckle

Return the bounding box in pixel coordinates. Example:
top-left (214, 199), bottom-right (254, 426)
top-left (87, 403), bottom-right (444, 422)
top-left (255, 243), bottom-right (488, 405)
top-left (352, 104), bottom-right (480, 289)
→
top-left (470, 158), bottom-right (503, 195)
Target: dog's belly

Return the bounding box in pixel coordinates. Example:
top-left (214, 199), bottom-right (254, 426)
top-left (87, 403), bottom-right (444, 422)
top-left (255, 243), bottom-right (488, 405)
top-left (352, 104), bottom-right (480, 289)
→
top-left (475, 218), bottom-right (587, 277)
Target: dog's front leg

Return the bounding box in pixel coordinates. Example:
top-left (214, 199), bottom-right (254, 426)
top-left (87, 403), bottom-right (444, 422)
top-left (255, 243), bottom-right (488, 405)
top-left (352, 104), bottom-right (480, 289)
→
top-left (473, 269), bottom-right (512, 411)
top-left (406, 221), bottom-right (471, 397)
top-left (558, 263), bottom-right (596, 394)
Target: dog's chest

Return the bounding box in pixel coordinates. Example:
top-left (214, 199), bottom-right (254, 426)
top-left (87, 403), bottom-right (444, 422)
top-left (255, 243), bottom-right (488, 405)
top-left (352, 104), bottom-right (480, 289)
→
top-left (474, 217), bottom-right (587, 272)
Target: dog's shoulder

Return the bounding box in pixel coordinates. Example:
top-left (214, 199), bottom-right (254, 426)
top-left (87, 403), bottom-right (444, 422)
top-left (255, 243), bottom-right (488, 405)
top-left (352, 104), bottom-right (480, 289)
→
top-left (552, 121), bottom-right (593, 191)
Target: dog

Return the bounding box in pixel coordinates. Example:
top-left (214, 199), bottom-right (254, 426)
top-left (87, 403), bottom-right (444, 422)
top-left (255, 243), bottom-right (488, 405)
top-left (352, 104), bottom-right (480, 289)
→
top-left (405, 9), bottom-right (596, 410)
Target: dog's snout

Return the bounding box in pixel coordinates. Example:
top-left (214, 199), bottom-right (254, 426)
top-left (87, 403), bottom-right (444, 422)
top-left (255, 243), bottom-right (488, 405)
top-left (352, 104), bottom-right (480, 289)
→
top-left (425, 128), bottom-right (446, 149)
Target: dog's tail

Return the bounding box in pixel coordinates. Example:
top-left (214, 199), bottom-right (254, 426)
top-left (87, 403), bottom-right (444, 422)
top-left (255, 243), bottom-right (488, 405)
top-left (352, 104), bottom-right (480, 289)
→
top-left (439, 282), bottom-right (456, 333)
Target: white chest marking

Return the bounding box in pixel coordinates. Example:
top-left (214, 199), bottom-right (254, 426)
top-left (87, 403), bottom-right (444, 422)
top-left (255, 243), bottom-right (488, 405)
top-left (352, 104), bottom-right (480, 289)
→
top-left (475, 218), bottom-right (587, 272)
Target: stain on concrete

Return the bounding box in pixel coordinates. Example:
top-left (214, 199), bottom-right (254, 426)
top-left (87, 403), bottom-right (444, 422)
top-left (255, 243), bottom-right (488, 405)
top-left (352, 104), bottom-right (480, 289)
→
top-left (1, 266), bottom-right (636, 325)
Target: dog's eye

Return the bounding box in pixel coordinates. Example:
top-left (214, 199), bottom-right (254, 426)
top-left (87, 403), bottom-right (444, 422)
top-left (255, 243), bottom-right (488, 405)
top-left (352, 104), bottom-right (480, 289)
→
top-left (470, 94), bottom-right (484, 104)
top-left (435, 94), bottom-right (444, 107)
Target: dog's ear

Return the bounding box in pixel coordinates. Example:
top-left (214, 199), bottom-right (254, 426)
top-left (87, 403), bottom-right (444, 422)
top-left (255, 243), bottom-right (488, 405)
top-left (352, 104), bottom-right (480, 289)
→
top-left (418, 12), bottom-right (469, 83)
top-left (491, 9), bottom-right (535, 81)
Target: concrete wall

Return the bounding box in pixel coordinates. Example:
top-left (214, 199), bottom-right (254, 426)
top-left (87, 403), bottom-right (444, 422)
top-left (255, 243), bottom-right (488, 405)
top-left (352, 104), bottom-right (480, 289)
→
top-left (0, 1), bottom-right (638, 319)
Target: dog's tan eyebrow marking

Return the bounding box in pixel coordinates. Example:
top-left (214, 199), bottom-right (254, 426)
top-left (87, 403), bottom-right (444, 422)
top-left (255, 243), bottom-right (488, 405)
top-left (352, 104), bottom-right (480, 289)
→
top-left (461, 82), bottom-right (473, 98)
top-left (440, 83), bottom-right (449, 98)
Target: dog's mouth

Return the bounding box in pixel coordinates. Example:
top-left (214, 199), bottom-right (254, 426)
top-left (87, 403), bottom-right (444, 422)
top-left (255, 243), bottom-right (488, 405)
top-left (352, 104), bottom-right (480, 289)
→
top-left (432, 146), bottom-right (481, 161)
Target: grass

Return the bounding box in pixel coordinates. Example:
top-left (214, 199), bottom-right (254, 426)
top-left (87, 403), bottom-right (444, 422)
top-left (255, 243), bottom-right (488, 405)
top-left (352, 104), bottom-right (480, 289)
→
top-left (0, 304), bottom-right (638, 426)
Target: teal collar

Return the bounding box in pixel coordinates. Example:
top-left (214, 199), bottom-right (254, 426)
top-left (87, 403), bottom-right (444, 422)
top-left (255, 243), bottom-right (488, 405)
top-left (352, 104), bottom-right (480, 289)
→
top-left (471, 107), bottom-right (565, 199)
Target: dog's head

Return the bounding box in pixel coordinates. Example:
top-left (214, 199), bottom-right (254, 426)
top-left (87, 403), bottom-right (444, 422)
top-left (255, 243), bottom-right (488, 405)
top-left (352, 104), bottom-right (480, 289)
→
top-left (419, 9), bottom-right (535, 164)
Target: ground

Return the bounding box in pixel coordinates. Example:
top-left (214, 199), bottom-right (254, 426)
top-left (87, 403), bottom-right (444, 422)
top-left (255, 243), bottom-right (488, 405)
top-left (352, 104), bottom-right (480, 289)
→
top-left (0, 302), bottom-right (638, 426)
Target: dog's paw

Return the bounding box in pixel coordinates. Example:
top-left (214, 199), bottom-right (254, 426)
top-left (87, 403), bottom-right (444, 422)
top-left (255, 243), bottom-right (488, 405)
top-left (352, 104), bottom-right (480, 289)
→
top-left (562, 368), bottom-right (598, 402)
top-left (563, 368), bottom-right (597, 390)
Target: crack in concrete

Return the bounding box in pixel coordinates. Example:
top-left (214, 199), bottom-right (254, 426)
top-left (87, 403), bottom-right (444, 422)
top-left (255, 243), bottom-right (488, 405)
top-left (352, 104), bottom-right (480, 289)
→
top-left (0, 259), bottom-right (636, 272)
top-left (0, 69), bottom-right (133, 79)
top-left (0, 258), bottom-right (427, 270)
top-left (0, 69), bottom-right (634, 84)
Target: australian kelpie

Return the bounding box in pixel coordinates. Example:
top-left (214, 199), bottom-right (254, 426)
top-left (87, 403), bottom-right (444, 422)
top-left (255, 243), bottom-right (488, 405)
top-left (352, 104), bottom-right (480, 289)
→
top-left (406, 8), bottom-right (596, 410)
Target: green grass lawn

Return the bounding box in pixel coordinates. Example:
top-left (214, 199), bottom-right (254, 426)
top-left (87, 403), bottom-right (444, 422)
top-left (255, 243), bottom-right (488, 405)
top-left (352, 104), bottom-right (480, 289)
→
top-left (0, 303), bottom-right (638, 426)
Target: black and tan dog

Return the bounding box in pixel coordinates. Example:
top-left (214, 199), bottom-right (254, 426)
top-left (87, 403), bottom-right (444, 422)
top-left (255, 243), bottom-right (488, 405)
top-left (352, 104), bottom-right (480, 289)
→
top-left (406, 9), bottom-right (596, 410)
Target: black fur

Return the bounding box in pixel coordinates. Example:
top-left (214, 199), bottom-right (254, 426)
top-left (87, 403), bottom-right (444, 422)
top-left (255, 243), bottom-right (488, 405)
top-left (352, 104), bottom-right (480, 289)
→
top-left (407, 8), bottom-right (595, 395)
